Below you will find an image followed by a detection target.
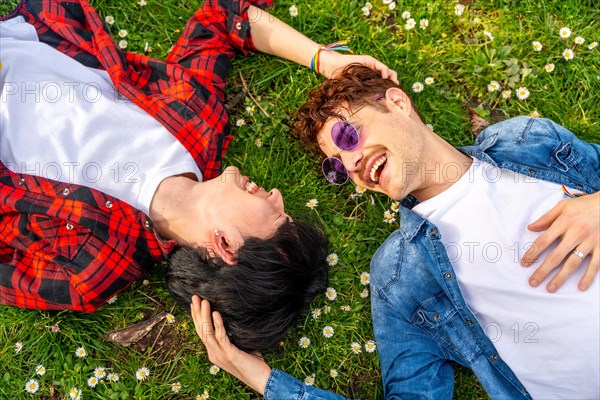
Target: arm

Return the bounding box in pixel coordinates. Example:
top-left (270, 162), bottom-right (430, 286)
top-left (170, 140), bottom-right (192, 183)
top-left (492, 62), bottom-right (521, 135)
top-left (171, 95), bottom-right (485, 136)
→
top-left (521, 191), bottom-right (600, 292)
top-left (190, 296), bottom-right (351, 399)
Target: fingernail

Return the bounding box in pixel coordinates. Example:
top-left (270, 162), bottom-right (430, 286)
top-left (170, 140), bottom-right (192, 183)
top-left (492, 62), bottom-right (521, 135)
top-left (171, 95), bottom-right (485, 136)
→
top-left (530, 279), bottom-right (538, 287)
top-left (580, 283), bottom-right (588, 291)
top-left (547, 284), bottom-right (557, 293)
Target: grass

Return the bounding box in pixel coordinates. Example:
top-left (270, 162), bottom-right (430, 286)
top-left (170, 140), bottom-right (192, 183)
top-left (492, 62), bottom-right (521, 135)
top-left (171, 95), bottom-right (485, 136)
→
top-left (1, 0), bottom-right (598, 398)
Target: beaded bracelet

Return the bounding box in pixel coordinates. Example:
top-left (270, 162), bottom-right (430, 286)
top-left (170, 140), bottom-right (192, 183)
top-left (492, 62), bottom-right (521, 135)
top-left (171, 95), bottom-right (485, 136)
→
top-left (310, 40), bottom-right (353, 74)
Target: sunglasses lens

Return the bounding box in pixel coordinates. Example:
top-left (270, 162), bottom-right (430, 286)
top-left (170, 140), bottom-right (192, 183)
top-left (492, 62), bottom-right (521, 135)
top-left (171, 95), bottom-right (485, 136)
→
top-left (322, 157), bottom-right (349, 185)
top-left (331, 121), bottom-right (359, 151)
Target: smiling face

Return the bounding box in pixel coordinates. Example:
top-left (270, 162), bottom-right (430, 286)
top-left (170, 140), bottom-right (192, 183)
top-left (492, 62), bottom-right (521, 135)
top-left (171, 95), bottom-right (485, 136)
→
top-left (317, 89), bottom-right (427, 200)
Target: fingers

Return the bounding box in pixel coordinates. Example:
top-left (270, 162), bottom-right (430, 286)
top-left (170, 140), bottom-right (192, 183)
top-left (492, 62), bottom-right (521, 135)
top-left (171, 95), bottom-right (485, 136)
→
top-left (528, 236), bottom-right (576, 289)
top-left (527, 201), bottom-right (563, 232)
top-left (521, 227), bottom-right (561, 267)
top-left (579, 252), bottom-right (599, 291)
top-left (543, 242), bottom-right (594, 292)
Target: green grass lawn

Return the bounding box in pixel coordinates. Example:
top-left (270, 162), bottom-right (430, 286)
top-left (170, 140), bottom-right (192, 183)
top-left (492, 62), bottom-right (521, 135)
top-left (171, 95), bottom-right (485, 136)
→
top-left (1, 0), bottom-right (598, 398)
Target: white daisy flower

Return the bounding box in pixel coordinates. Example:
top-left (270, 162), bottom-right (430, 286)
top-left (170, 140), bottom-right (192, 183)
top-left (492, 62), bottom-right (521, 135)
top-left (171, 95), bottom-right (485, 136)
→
top-left (355, 185), bottom-right (367, 194)
top-left (454, 4), bottom-right (464, 16)
top-left (323, 305), bottom-right (331, 314)
top-left (388, 2), bottom-right (396, 10)
top-left (15, 342), bottom-right (23, 354)
top-left (516, 86), bottom-right (530, 100)
top-left (341, 305), bottom-right (351, 312)
top-left (137, 0), bottom-right (147, 6)
top-left (544, 63), bottom-right (555, 73)
top-left (136, 367), bottom-right (150, 381)
top-left (330, 369), bottom-right (338, 378)
top-left (171, 382), bottom-right (182, 393)
top-left (25, 379), bottom-right (39, 394)
top-left (401, 11), bottom-right (410, 19)
top-left (209, 365), bottom-right (220, 375)
top-left (365, 2), bottom-right (373, 9)
top-left (383, 210), bottom-right (396, 223)
top-left (75, 346), bottom-right (87, 358)
top-left (118, 29), bottom-right (128, 38)
top-left (105, 15), bottom-right (115, 25)
top-left (327, 253), bottom-right (339, 266)
top-left (383, 0), bottom-right (394, 4)
top-left (563, 48), bottom-right (574, 60)
top-left (69, 387), bottom-right (81, 400)
top-left (325, 287), bottom-right (337, 301)
top-left (351, 342), bottom-right (362, 354)
top-left (304, 374), bottom-right (315, 386)
top-left (197, 391), bottom-right (210, 400)
top-left (424, 77), bottom-right (434, 85)
top-left (87, 376), bottom-right (99, 388)
top-left (412, 81), bottom-right (424, 93)
top-left (94, 366), bottom-right (106, 379)
top-left (391, 201), bottom-right (400, 212)
top-left (487, 80), bottom-right (501, 92)
top-left (306, 198), bottom-right (318, 209)
top-left (118, 40), bottom-right (128, 49)
top-left (142, 279), bottom-right (150, 285)
top-left (35, 365), bottom-right (46, 376)
top-left (289, 5), bottom-right (298, 17)
top-left (501, 90), bottom-right (511, 99)
top-left (360, 272), bottom-right (371, 285)
top-left (235, 118), bottom-right (246, 127)
top-left (532, 41), bottom-right (543, 51)
top-left (361, 6), bottom-right (370, 17)
top-left (559, 27), bottom-right (571, 39)
top-left (360, 288), bottom-right (369, 298)
top-left (405, 18), bottom-right (416, 30)
top-left (365, 340), bottom-right (377, 353)
top-left (323, 326), bottom-right (335, 338)
top-left (166, 313), bottom-right (176, 324)
top-left (299, 337), bottom-right (311, 348)
top-left (254, 138), bottom-right (263, 147)
top-left (107, 373), bottom-right (120, 382)
top-left (483, 30), bottom-right (494, 41)
top-left (311, 308), bottom-right (322, 319)
top-left (245, 106), bottom-right (255, 114)
top-left (588, 42), bottom-right (598, 50)
top-left (420, 19), bottom-right (429, 30)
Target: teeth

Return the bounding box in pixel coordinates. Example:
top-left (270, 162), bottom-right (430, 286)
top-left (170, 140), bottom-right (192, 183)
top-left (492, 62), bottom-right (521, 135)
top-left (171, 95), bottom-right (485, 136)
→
top-left (245, 181), bottom-right (258, 193)
top-left (369, 156), bottom-right (387, 183)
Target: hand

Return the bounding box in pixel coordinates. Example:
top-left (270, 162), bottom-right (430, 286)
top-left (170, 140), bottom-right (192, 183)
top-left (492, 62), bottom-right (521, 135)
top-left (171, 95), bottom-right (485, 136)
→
top-left (190, 295), bottom-right (272, 394)
top-left (521, 192), bottom-right (600, 292)
top-left (318, 51), bottom-right (399, 84)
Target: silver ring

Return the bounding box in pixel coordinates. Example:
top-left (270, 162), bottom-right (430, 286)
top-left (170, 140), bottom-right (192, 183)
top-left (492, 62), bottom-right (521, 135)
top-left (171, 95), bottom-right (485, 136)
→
top-left (572, 249), bottom-right (585, 259)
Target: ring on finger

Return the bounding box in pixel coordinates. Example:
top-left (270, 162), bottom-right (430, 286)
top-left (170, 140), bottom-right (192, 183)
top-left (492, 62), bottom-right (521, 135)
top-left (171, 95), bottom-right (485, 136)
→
top-left (572, 249), bottom-right (585, 259)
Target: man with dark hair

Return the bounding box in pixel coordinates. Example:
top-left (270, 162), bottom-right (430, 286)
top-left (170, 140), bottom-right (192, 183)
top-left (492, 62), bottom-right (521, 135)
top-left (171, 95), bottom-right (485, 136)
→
top-left (191, 64), bottom-right (599, 398)
top-left (0, 0), bottom-right (395, 353)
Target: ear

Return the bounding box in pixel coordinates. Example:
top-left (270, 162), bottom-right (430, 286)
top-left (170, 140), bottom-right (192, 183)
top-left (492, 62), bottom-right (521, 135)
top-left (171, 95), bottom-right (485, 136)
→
top-left (384, 87), bottom-right (412, 116)
top-left (211, 230), bottom-right (239, 266)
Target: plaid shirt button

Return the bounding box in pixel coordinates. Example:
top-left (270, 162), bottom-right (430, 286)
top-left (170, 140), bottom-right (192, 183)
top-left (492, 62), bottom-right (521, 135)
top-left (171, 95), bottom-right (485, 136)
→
top-left (235, 22), bottom-right (242, 30)
top-left (144, 220), bottom-right (152, 228)
top-left (66, 222), bottom-right (74, 230)
top-left (105, 200), bottom-right (113, 208)
top-left (62, 188), bottom-right (70, 196)
top-left (18, 178), bottom-right (25, 185)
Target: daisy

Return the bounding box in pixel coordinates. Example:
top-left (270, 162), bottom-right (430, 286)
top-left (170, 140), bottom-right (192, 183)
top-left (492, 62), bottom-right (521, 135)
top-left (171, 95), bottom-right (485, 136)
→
top-left (254, 138), bottom-right (263, 147)
top-left (351, 342), bottom-right (362, 354)
top-left (559, 27), bottom-right (571, 39)
top-left (574, 36), bottom-right (585, 45)
top-left (383, 0), bottom-right (393, 4)
top-left (197, 391), bottom-right (210, 400)
top-left (306, 198), bottom-right (318, 209)
top-left (532, 41), bottom-right (543, 51)
top-left (487, 80), bottom-right (500, 92)
top-left (401, 11), bottom-right (410, 20)
top-left (355, 186), bottom-right (367, 194)
top-left (361, 6), bottom-right (370, 17)
top-left (171, 382), bottom-right (182, 393)
top-left (118, 29), bottom-right (128, 38)
top-left (298, 337), bottom-right (311, 348)
top-left (388, 2), bottom-right (396, 10)
top-left (360, 272), bottom-right (371, 285)
top-left (87, 376), bottom-right (99, 388)
top-left (501, 90), bottom-right (511, 99)
top-left (516, 87), bottom-right (530, 101)
top-left (325, 287), bottom-right (337, 301)
top-left (235, 118), bottom-right (246, 127)
top-left (563, 48), bottom-right (574, 60)
top-left (405, 18), bottom-right (416, 30)
top-left (94, 366), bottom-right (106, 379)
top-left (391, 201), bottom-right (400, 212)
top-left (137, 0), bottom-right (147, 6)
top-left (107, 373), bottom-right (120, 382)
top-left (588, 42), bottom-right (598, 50)
top-left (454, 4), bottom-right (464, 16)
top-left (75, 346), bottom-right (87, 358)
top-left (341, 305), bottom-right (351, 312)
top-left (166, 313), bottom-right (176, 324)
top-left (330, 369), bottom-right (338, 378)
top-left (51, 325), bottom-right (60, 332)
top-left (69, 387), bottom-right (81, 400)
top-left (245, 106), bottom-right (255, 114)
top-left (118, 40), bottom-right (128, 49)
top-left (289, 5), bottom-right (298, 17)
top-left (15, 342), bottom-right (23, 354)
top-left (529, 110), bottom-right (541, 118)
top-left (383, 210), bottom-right (396, 224)
top-left (365, 340), bottom-right (377, 353)
top-left (105, 15), bottom-right (115, 25)
top-left (142, 279), bottom-right (150, 285)
top-left (411, 81), bottom-right (423, 93)
top-left (364, 1), bottom-right (372, 9)
top-left (36, 365), bottom-right (46, 376)
top-left (544, 63), bottom-right (555, 73)
top-left (311, 308), bottom-right (322, 319)
top-left (327, 253), bottom-right (339, 266)
top-left (107, 294), bottom-right (118, 304)
top-left (323, 326), bottom-right (335, 338)
top-left (209, 365), bottom-right (220, 375)
top-left (304, 375), bottom-right (315, 386)
top-left (136, 367), bottom-right (150, 381)
top-left (420, 19), bottom-right (429, 30)
top-left (25, 379), bottom-right (39, 394)
top-left (483, 30), bottom-right (494, 41)
top-left (424, 77), bottom-right (434, 85)
top-left (323, 305), bottom-right (331, 314)
top-left (360, 288), bottom-right (369, 298)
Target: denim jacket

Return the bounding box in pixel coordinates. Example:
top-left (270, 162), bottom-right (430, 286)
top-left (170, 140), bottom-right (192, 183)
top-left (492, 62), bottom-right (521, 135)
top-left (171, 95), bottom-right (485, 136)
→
top-left (264, 117), bottom-right (600, 400)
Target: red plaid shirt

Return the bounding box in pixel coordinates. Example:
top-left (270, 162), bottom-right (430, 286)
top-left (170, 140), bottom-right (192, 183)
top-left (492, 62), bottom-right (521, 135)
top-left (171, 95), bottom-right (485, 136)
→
top-left (0, 0), bottom-right (272, 312)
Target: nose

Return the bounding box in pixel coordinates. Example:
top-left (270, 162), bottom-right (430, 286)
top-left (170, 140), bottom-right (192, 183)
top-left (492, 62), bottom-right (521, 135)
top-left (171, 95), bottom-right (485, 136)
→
top-left (268, 188), bottom-right (285, 213)
top-left (339, 150), bottom-right (363, 173)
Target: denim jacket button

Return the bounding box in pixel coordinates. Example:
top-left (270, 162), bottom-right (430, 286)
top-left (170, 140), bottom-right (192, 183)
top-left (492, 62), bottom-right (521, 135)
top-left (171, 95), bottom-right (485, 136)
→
top-left (444, 272), bottom-right (453, 280)
top-left (527, 168), bottom-right (536, 175)
top-left (433, 313), bottom-right (441, 321)
top-left (576, 184), bottom-right (584, 189)
top-left (430, 229), bottom-right (438, 238)
top-left (466, 319), bottom-right (473, 325)
top-left (492, 354), bottom-right (499, 361)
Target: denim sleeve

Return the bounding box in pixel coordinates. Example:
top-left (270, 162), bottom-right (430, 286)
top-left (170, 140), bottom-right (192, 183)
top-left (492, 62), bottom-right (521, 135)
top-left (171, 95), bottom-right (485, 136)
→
top-left (264, 369), bottom-right (352, 400)
top-left (372, 294), bottom-right (455, 399)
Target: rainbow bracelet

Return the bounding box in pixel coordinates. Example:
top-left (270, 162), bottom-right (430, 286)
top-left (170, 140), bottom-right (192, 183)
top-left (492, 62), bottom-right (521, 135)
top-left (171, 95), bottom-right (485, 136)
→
top-left (310, 40), bottom-right (353, 75)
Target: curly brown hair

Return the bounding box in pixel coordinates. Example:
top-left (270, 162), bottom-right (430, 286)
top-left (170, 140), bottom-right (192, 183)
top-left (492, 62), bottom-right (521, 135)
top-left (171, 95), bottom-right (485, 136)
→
top-left (294, 64), bottom-right (401, 151)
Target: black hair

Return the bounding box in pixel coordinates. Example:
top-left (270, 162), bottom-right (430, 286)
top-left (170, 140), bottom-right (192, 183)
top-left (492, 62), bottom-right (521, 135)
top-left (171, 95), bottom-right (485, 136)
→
top-left (165, 220), bottom-right (329, 353)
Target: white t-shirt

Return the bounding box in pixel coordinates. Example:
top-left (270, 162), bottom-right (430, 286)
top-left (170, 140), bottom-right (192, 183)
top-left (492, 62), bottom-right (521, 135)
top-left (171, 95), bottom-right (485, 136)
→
top-left (413, 158), bottom-right (599, 399)
top-left (0, 17), bottom-right (202, 214)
